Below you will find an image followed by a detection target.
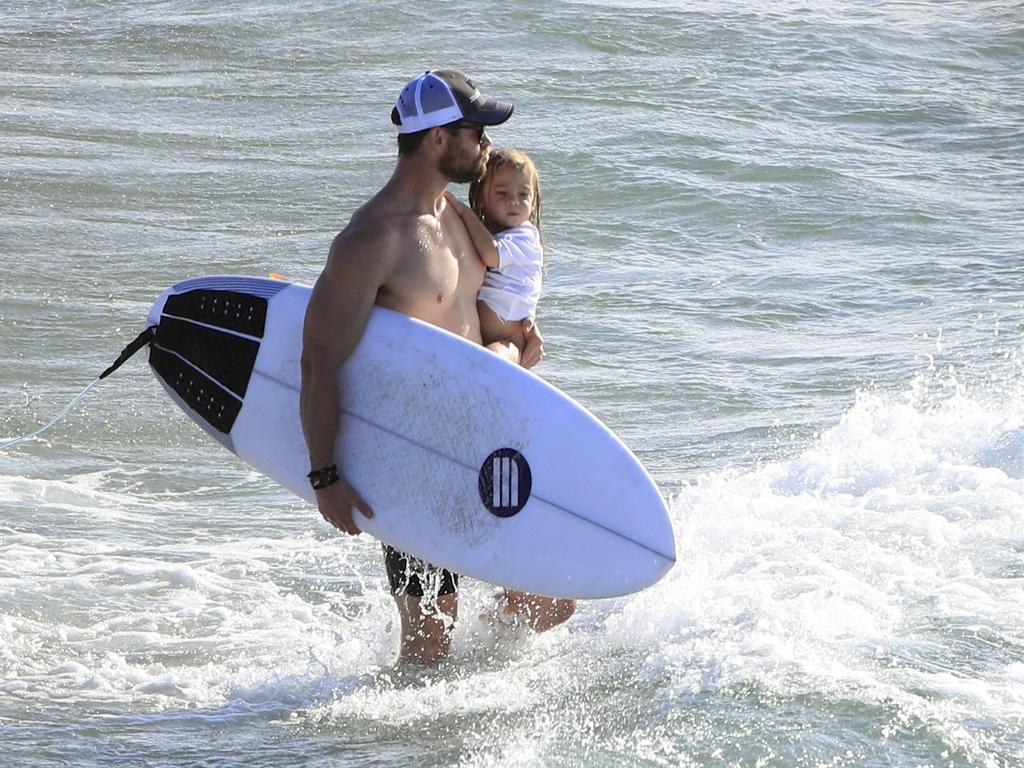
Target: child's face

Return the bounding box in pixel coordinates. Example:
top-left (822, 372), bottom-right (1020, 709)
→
top-left (482, 165), bottom-right (535, 230)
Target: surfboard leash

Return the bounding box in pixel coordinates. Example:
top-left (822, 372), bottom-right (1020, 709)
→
top-left (98, 326), bottom-right (156, 381)
top-left (0, 326), bottom-right (156, 451)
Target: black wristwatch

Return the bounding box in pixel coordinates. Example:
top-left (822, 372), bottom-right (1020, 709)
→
top-left (307, 464), bottom-right (339, 490)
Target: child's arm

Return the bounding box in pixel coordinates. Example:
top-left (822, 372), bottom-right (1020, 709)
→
top-left (445, 191), bottom-right (500, 269)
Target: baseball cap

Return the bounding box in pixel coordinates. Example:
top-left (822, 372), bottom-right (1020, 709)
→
top-left (391, 70), bottom-right (514, 134)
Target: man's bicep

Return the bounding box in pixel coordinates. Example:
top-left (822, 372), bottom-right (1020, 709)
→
top-left (303, 236), bottom-right (388, 367)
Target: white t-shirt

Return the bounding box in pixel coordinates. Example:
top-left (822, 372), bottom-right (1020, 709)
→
top-left (477, 222), bottom-right (543, 323)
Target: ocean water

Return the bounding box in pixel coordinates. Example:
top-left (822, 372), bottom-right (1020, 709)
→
top-left (2, 1), bottom-right (1023, 766)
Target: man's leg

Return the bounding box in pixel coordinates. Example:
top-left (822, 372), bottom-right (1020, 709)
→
top-left (394, 592), bottom-right (458, 665)
top-left (383, 544), bottom-right (460, 665)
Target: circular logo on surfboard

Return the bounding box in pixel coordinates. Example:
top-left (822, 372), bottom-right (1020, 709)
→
top-left (478, 448), bottom-right (532, 517)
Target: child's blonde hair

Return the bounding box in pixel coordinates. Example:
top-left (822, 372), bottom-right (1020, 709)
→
top-left (469, 148), bottom-right (543, 235)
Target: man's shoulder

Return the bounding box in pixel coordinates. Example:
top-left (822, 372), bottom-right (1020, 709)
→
top-left (330, 214), bottom-right (413, 266)
top-left (334, 201), bottom-right (422, 251)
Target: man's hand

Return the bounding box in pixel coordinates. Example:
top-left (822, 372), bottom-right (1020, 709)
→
top-left (520, 317), bottom-right (544, 369)
top-left (315, 476), bottom-right (374, 536)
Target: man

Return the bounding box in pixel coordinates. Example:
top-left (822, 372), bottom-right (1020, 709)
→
top-left (300, 70), bottom-right (575, 665)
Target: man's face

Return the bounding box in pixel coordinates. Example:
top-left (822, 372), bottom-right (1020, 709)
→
top-left (439, 123), bottom-right (490, 183)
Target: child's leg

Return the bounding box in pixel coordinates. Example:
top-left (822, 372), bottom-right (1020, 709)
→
top-left (478, 300), bottom-right (527, 366)
top-left (502, 589), bottom-right (576, 632)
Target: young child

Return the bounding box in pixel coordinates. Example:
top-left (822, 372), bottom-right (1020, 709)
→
top-left (449, 150), bottom-right (574, 632)
top-left (446, 148), bottom-right (544, 364)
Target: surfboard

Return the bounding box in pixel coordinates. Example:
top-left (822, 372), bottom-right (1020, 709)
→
top-left (145, 275), bottom-right (675, 599)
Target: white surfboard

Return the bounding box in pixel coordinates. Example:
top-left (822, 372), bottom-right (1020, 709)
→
top-left (146, 275), bottom-right (675, 599)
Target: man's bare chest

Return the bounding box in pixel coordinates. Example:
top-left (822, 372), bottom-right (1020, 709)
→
top-left (405, 216), bottom-right (482, 296)
top-left (378, 216), bottom-right (485, 331)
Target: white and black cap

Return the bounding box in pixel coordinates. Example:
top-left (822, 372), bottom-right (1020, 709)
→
top-left (391, 70), bottom-right (514, 134)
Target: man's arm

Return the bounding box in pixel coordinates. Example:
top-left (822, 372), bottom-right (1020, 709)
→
top-left (300, 229), bottom-right (389, 535)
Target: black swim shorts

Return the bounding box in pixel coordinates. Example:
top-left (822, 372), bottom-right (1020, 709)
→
top-left (382, 544), bottom-right (459, 598)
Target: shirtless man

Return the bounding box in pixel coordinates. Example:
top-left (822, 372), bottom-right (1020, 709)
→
top-left (299, 70), bottom-right (575, 665)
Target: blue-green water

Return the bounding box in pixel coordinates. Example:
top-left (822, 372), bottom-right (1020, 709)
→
top-left (2, 2), bottom-right (1023, 765)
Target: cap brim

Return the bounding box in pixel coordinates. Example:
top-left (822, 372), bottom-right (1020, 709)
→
top-left (464, 100), bottom-right (514, 126)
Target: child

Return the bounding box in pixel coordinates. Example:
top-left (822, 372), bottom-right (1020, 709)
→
top-left (446, 148), bottom-right (544, 364)
top-left (448, 150), bottom-right (575, 632)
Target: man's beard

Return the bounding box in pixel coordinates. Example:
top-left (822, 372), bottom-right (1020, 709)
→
top-left (440, 143), bottom-right (486, 184)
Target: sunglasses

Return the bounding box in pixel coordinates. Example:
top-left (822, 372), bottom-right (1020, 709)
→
top-left (447, 121), bottom-right (487, 142)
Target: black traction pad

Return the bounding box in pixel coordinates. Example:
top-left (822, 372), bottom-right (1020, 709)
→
top-left (149, 345), bottom-right (243, 434)
top-left (150, 289), bottom-right (267, 435)
top-left (163, 289), bottom-right (268, 338)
